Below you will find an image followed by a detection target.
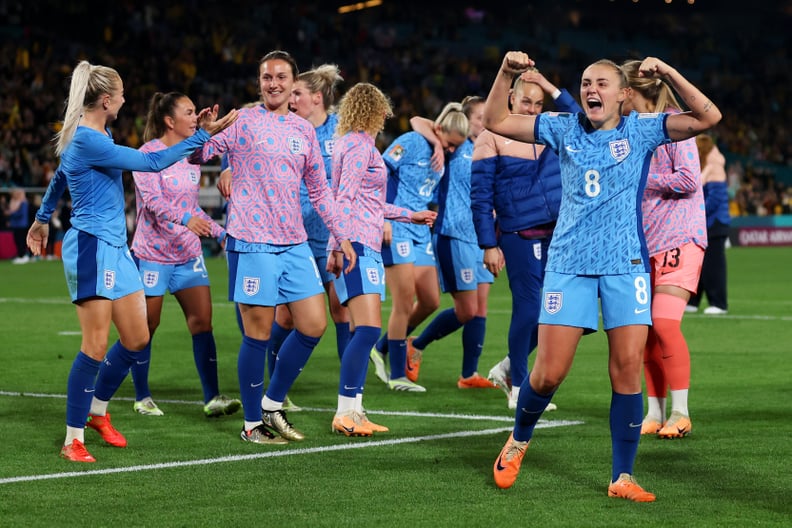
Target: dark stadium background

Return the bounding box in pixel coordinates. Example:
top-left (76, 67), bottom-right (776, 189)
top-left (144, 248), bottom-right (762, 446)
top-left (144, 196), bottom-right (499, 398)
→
top-left (1, 0), bottom-right (790, 222)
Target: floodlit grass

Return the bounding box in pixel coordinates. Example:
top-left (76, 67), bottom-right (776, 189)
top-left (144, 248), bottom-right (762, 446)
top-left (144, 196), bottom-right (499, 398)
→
top-left (1, 247), bottom-right (790, 526)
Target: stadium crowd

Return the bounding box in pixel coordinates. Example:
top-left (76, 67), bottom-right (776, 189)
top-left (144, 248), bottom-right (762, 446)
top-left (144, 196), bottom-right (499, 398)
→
top-left (0, 0), bottom-right (790, 214)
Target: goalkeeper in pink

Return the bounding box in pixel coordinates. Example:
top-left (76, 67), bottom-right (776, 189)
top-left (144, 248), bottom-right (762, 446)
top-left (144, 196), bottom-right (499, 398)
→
top-left (129, 91), bottom-right (242, 419)
top-left (621, 60), bottom-right (707, 440)
top-left (191, 50), bottom-right (356, 445)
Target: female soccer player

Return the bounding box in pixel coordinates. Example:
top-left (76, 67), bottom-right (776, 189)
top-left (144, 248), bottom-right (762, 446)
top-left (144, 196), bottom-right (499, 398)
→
top-left (27, 60), bottom-right (237, 462)
top-left (327, 82), bottom-right (436, 435)
top-left (191, 50), bottom-right (356, 445)
top-left (485, 51), bottom-right (721, 501)
top-left (404, 96), bottom-right (499, 389)
top-left (370, 103), bottom-right (468, 392)
top-left (265, 64), bottom-right (349, 408)
top-left (128, 91), bottom-right (241, 419)
top-left (620, 60), bottom-right (707, 440)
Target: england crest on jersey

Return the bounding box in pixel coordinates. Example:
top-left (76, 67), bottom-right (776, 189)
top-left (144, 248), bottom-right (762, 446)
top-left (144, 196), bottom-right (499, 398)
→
top-left (366, 267), bottom-right (380, 285)
top-left (609, 139), bottom-right (630, 162)
top-left (544, 291), bottom-right (563, 314)
top-left (324, 139), bottom-right (335, 156)
top-left (460, 268), bottom-right (474, 284)
top-left (143, 271), bottom-right (159, 288)
top-left (287, 137), bottom-right (304, 155)
top-left (396, 241), bottom-right (411, 257)
top-left (189, 170), bottom-right (200, 185)
top-left (243, 276), bottom-right (260, 296)
top-left (103, 270), bottom-right (116, 290)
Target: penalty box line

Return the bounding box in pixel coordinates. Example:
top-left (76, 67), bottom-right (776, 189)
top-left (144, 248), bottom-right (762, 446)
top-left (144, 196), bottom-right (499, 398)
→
top-left (0, 420), bottom-right (583, 486)
top-left (1, 390), bottom-right (522, 423)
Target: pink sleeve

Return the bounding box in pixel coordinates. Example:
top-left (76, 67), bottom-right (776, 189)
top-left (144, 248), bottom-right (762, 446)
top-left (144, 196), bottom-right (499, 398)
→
top-left (132, 169), bottom-right (185, 225)
top-left (645, 137), bottom-right (700, 194)
top-left (383, 203), bottom-right (412, 223)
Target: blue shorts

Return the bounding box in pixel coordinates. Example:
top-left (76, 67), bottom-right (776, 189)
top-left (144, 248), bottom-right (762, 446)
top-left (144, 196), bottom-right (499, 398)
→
top-left (61, 229), bottom-right (142, 303)
top-left (313, 254), bottom-right (334, 284)
top-left (226, 242), bottom-right (324, 306)
top-left (308, 239), bottom-right (334, 284)
top-left (382, 238), bottom-right (435, 267)
top-left (134, 255), bottom-right (211, 296)
top-left (434, 234), bottom-right (493, 293)
top-left (333, 243), bottom-right (385, 305)
top-left (539, 271), bottom-right (652, 333)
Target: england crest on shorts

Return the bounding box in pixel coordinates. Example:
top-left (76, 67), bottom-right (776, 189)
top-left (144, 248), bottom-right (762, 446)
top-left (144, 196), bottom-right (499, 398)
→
top-left (533, 242), bottom-right (542, 260)
top-left (287, 137), bottom-right (303, 155)
top-left (460, 268), bottom-right (474, 284)
top-left (609, 139), bottom-right (630, 162)
top-left (243, 276), bottom-right (260, 296)
top-left (366, 267), bottom-right (380, 285)
top-left (544, 291), bottom-right (563, 314)
top-left (143, 271), bottom-right (159, 288)
top-left (103, 270), bottom-right (116, 290)
top-left (396, 241), bottom-right (410, 257)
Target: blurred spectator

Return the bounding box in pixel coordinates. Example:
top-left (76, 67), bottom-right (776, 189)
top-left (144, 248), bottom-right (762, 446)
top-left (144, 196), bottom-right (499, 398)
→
top-left (2, 187), bottom-right (31, 263)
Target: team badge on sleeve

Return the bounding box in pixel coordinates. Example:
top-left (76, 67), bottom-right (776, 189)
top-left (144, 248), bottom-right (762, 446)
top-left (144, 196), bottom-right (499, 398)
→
top-left (287, 137), bottom-right (304, 155)
top-left (388, 144), bottom-right (404, 161)
top-left (143, 271), bottom-right (159, 288)
top-left (544, 291), bottom-right (563, 314)
top-left (609, 139), bottom-right (631, 162)
top-left (366, 267), bottom-right (381, 285)
top-left (103, 270), bottom-right (116, 290)
top-left (243, 277), bottom-right (260, 296)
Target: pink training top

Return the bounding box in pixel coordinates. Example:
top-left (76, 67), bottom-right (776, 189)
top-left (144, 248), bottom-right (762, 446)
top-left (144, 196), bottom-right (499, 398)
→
top-left (131, 138), bottom-right (224, 264)
top-left (641, 111), bottom-right (708, 255)
top-left (192, 105), bottom-right (346, 245)
top-left (328, 131), bottom-right (412, 252)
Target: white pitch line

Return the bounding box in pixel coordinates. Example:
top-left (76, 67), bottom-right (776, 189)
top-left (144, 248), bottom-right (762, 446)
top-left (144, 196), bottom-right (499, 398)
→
top-left (0, 390), bottom-right (515, 423)
top-left (0, 421), bottom-right (583, 486)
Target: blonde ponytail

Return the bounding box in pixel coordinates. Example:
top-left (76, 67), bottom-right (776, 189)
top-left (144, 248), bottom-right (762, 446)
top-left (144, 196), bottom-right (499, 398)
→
top-left (54, 61), bottom-right (121, 156)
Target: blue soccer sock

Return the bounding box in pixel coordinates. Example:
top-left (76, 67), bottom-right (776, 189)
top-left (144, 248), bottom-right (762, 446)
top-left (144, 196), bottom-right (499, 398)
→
top-left (374, 332), bottom-right (388, 354)
top-left (508, 310), bottom-right (539, 390)
top-left (413, 308), bottom-right (462, 351)
top-left (238, 335), bottom-right (268, 422)
top-left (129, 340), bottom-right (153, 401)
top-left (610, 391), bottom-right (643, 482)
top-left (66, 352), bottom-right (101, 428)
top-left (94, 340), bottom-right (138, 402)
top-left (388, 338), bottom-right (408, 379)
top-left (267, 321), bottom-right (293, 380)
top-left (513, 377), bottom-right (555, 442)
top-left (265, 330), bottom-right (320, 405)
top-left (338, 326), bottom-right (380, 397)
top-left (335, 322), bottom-right (351, 362)
top-left (375, 325), bottom-right (413, 355)
top-left (461, 316), bottom-right (486, 378)
top-left (192, 331), bottom-right (219, 403)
